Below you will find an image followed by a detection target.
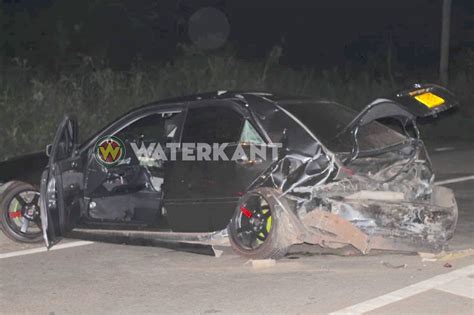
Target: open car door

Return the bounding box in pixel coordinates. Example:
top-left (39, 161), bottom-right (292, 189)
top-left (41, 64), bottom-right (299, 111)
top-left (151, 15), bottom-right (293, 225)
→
top-left (40, 116), bottom-right (80, 248)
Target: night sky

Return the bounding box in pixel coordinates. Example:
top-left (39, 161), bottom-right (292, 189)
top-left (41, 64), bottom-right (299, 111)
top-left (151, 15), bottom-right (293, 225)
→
top-left (0, 0), bottom-right (472, 71)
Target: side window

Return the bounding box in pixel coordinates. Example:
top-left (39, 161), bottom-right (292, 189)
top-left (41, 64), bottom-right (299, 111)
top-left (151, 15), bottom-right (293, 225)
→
top-left (110, 112), bottom-right (183, 169)
top-left (116, 114), bottom-right (164, 143)
top-left (239, 120), bottom-right (265, 144)
top-left (264, 109), bottom-right (320, 156)
top-left (182, 106), bottom-right (244, 144)
top-left (116, 112), bottom-right (183, 144)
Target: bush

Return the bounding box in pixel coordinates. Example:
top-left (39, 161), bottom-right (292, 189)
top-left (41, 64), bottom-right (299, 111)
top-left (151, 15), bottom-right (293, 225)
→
top-left (0, 48), bottom-right (472, 160)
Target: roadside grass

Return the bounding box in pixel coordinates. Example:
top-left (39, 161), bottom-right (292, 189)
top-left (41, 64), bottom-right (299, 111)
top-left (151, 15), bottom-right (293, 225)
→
top-left (0, 49), bottom-right (472, 160)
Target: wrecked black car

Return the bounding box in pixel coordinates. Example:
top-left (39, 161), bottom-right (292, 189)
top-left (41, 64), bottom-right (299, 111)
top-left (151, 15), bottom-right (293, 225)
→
top-left (0, 84), bottom-right (459, 259)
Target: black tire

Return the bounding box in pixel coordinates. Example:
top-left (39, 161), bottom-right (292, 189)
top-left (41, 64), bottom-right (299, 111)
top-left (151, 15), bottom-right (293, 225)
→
top-left (227, 187), bottom-right (293, 259)
top-left (0, 181), bottom-right (43, 243)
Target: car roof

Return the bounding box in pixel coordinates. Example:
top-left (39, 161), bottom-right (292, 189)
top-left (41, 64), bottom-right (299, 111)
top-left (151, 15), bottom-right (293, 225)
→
top-left (136, 90), bottom-right (313, 109)
top-left (79, 91), bottom-right (318, 151)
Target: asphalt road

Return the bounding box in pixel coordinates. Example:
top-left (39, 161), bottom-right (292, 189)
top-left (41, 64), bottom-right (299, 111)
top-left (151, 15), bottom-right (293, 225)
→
top-left (0, 145), bottom-right (473, 314)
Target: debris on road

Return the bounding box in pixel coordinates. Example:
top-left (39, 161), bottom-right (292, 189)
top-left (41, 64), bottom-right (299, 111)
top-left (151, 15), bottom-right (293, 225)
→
top-left (381, 261), bottom-right (408, 269)
top-left (246, 259), bottom-right (276, 269)
top-left (418, 248), bottom-right (474, 262)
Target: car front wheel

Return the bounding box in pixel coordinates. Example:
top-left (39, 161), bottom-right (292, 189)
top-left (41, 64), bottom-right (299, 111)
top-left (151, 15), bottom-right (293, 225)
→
top-left (0, 181), bottom-right (43, 243)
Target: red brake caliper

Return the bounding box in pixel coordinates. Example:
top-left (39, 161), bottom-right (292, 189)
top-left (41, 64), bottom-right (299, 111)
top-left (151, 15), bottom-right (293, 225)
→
top-left (240, 206), bottom-right (253, 218)
top-left (9, 211), bottom-right (22, 219)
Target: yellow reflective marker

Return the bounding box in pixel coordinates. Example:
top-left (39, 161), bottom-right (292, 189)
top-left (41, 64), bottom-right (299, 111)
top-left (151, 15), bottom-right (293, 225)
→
top-left (414, 92), bottom-right (445, 108)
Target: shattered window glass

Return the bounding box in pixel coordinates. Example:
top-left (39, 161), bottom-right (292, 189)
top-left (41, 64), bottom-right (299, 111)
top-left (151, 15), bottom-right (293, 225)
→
top-left (239, 120), bottom-right (265, 144)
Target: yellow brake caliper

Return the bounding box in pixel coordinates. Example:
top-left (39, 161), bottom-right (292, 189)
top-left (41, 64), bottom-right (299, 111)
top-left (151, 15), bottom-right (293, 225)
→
top-left (258, 209), bottom-right (272, 239)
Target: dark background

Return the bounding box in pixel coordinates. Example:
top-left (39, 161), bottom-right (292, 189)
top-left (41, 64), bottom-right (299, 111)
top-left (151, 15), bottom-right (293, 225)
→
top-left (0, 0), bottom-right (472, 74)
top-left (0, 0), bottom-right (473, 160)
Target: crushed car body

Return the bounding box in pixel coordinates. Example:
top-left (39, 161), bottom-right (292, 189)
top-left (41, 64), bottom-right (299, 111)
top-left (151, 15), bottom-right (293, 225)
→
top-left (234, 84), bottom-right (458, 256)
top-left (0, 83), bottom-right (459, 259)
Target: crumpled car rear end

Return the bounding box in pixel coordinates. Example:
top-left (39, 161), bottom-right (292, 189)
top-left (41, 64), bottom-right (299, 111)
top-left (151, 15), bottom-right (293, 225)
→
top-left (252, 84), bottom-right (460, 256)
top-left (297, 185), bottom-right (457, 254)
top-left (284, 143), bottom-right (458, 254)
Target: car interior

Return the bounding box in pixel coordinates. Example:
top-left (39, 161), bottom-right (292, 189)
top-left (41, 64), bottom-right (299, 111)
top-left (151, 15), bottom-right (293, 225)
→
top-left (80, 111), bottom-right (184, 230)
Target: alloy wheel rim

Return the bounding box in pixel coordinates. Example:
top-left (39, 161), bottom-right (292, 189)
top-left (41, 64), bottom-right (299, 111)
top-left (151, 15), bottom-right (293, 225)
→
top-left (5, 190), bottom-right (42, 238)
top-left (234, 194), bottom-right (273, 250)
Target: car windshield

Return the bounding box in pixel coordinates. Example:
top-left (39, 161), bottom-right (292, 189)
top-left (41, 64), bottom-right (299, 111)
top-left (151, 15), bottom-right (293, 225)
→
top-left (278, 100), bottom-right (407, 153)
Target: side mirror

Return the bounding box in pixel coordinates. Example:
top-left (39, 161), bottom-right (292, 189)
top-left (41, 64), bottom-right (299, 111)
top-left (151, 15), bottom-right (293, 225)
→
top-left (45, 144), bottom-right (53, 157)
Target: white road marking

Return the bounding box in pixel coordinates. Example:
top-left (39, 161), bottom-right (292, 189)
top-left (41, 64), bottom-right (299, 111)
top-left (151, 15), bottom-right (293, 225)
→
top-left (0, 240), bottom-right (94, 259)
top-left (330, 264), bottom-right (474, 315)
top-left (437, 277), bottom-right (474, 299)
top-left (435, 175), bottom-right (474, 186)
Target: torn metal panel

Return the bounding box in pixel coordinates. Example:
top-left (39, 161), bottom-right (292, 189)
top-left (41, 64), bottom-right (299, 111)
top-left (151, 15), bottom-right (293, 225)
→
top-left (302, 145), bottom-right (434, 203)
top-left (300, 209), bottom-right (370, 253)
